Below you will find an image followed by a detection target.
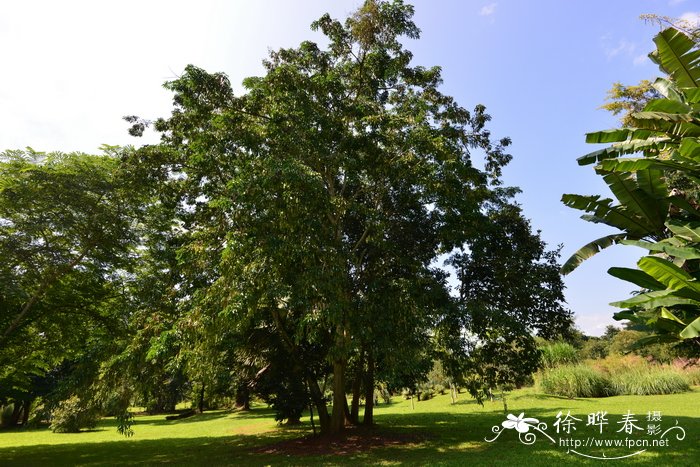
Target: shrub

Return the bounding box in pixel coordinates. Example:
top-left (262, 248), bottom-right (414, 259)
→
top-left (609, 367), bottom-right (689, 395)
top-left (537, 365), bottom-right (612, 398)
top-left (539, 342), bottom-right (579, 368)
top-left (579, 338), bottom-right (608, 360)
top-left (49, 395), bottom-right (99, 433)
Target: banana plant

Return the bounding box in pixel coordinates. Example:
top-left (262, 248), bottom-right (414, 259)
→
top-left (563, 28), bottom-right (700, 274)
top-left (608, 226), bottom-right (700, 345)
top-left (564, 27), bottom-right (700, 346)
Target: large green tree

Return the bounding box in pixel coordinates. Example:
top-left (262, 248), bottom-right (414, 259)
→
top-left (0, 148), bottom-right (141, 424)
top-left (128, 0), bottom-right (515, 434)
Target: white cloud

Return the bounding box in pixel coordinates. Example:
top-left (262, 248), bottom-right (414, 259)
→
top-left (633, 53), bottom-right (649, 66)
top-left (600, 34), bottom-right (648, 65)
top-left (603, 39), bottom-right (636, 60)
top-left (480, 3), bottom-right (497, 16)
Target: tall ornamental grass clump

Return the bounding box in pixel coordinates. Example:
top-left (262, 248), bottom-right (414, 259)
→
top-left (609, 366), bottom-right (689, 396)
top-left (538, 355), bottom-right (695, 398)
top-left (537, 365), bottom-right (612, 398)
top-left (539, 342), bottom-right (579, 368)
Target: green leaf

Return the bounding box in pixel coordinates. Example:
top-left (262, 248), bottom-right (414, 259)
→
top-left (607, 266), bottom-right (666, 290)
top-left (635, 168), bottom-right (667, 200)
top-left (650, 28), bottom-right (700, 89)
top-left (668, 195), bottom-right (700, 219)
top-left (560, 234), bottom-right (628, 275)
top-left (643, 98), bottom-right (691, 114)
top-left (655, 316), bottom-right (687, 333)
top-left (679, 316), bottom-right (700, 339)
top-left (633, 111), bottom-right (694, 123)
top-left (562, 193), bottom-right (657, 236)
top-left (660, 307), bottom-right (685, 324)
top-left (613, 309), bottom-right (638, 321)
top-left (610, 289), bottom-right (699, 309)
top-left (682, 87), bottom-right (700, 103)
top-left (620, 239), bottom-right (700, 259)
top-left (597, 157), bottom-right (698, 177)
top-left (637, 256), bottom-right (700, 292)
top-left (601, 171), bottom-right (665, 229)
top-left (652, 77), bottom-right (684, 102)
top-left (632, 114), bottom-right (700, 137)
top-left (577, 139), bottom-right (672, 166)
top-left (585, 129), bottom-right (653, 144)
top-left (666, 219), bottom-right (700, 242)
top-left (679, 138), bottom-right (700, 161)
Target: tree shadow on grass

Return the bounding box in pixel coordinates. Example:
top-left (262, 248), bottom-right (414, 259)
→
top-left (2, 409), bottom-right (697, 466)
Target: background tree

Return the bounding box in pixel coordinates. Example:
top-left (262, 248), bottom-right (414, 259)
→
top-left (0, 148), bottom-right (141, 426)
top-left (450, 204), bottom-right (573, 405)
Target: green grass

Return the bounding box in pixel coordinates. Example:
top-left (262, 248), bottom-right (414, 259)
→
top-left (539, 342), bottom-right (580, 368)
top-left (537, 364), bottom-right (611, 398)
top-left (1, 387), bottom-right (699, 466)
top-left (610, 367), bottom-right (690, 396)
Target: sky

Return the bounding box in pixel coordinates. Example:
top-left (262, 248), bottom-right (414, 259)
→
top-left (1, 0), bottom-right (699, 336)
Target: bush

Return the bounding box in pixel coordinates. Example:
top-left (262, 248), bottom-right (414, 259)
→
top-left (539, 342), bottom-right (579, 368)
top-left (537, 365), bottom-right (612, 398)
top-left (579, 338), bottom-right (608, 360)
top-left (609, 367), bottom-right (689, 395)
top-left (49, 395), bottom-right (99, 433)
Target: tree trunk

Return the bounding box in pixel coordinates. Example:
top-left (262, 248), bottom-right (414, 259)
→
top-left (306, 375), bottom-right (330, 433)
top-left (350, 350), bottom-right (364, 425)
top-left (198, 385), bottom-right (205, 413)
top-left (235, 385), bottom-right (250, 411)
top-left (21, 399), bottom-right (31, 426)
top-left (363, 351), bottom-right (375, 426)
top-left (329, 359), bottom-right (347, 433)
top-left (10, 402), bottom-right (22, 426)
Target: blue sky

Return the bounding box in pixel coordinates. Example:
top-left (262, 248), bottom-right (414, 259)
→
top-left (2, 0), bottom-right (698, 335)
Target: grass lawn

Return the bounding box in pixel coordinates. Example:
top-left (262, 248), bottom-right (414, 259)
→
top-left (1, 387), bottom-right (698, 466)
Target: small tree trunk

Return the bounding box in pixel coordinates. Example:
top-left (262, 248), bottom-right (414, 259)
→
top-left (308, 391), bottom-right (317, 436)
top-left (198, 385), bottom-right (205, 413)
top-left (329, 359), bottom-right (347, 433)
top-left (350, 350), bottom-right (364, 425)
top-left (362, 351), bottom-right (374, 426)
top-left (10, 403), bottom-right (22, 426)
top-left (306, 375), bottom-right (330, 434)
top-left (235, 385), bottom-right (250, 411)
top-left (21, 399), bottom-right (31, 426)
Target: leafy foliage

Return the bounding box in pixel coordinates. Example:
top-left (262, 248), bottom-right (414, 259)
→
top-left (563, 27), bottom-right (700, 351)
top-left (49, 395), bottom-right (99, 433)
top-left (124, 0), bottom-right (543, 434)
